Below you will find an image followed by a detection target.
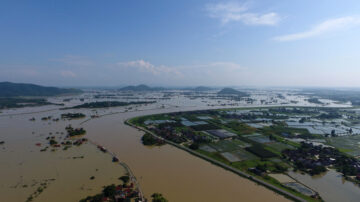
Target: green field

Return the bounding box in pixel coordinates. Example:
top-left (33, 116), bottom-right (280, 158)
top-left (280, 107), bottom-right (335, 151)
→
top-left (327, 136), bottom-right (360, 156)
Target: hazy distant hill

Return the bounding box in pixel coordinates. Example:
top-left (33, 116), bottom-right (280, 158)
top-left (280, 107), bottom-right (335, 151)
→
top-left (217, 88), bottom-right (249, 97)
top-left (0, 82), bottom-right (82, 97)
top-left (119, 84), bottom-right (165, 91)
top-left (193, 86), bottom-right (213, 91)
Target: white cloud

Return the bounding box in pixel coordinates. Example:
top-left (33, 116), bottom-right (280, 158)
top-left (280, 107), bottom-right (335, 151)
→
top-left (206, 2), bottom-right (280, 26)
top-left (114, 60), bottom-right (248, 85)
top-left (274, 16), bottom-right (360, 41)
top-left (60, 70), bottom-right (76, 78)
top-left (117, 59), bottom-right (183, 77)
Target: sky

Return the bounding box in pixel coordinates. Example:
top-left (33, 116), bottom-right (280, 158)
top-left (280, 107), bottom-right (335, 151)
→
top-left (1, 0), bottom-right (360, 87)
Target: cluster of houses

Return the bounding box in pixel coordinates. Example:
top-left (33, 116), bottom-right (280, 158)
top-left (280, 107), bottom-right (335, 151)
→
top-left (148, 121), bottom-right (214, 145)
top-left (98, 184), bottom-right (143, 202)
top-left (149, 125), bottom-right (187, 144)
top-left (282, 142), bottom-right (360, 177)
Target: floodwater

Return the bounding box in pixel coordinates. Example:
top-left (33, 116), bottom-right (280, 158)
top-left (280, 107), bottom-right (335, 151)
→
top-left (0, 91), bottom-right (351, 202)
top-left (289, 170), bottom-right (360, 202)
top-left (83, 108), bottom-right (288, 202)
top-left (0, 110), bottom-right (127, 202)
top-left (0, 100), bottom-right (289, 202)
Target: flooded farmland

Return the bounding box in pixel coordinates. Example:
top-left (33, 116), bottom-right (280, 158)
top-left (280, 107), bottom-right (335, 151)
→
top-left (0, 90), bottom-right (356, 202)
top-left (289, 170), bottom-right (360, 202)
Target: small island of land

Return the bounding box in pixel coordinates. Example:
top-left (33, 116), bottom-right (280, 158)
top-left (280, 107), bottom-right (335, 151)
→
top-left (71, 101), bottom-right (156, 109)
top-left (0, 97), bottom-right (55, 109)
top-left (66, 125), bottom-right (86, 137)
top-left (61, 113), bottom-right (86, 120)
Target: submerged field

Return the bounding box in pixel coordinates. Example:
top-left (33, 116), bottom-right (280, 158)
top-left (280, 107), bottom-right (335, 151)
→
top-left (0, 89), bottom-right (358, 202)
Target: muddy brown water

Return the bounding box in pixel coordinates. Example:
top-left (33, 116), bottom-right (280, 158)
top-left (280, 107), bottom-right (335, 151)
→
top-left (0, 110), bottom-right (127, 202)
top-left (82, 106), bottom-right (289, 202)
top-left (0, 104), bottom-right (289, 202)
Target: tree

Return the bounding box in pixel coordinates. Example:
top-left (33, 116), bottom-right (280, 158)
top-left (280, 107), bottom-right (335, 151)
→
top-left (151, 193), bottom-right (168, 202)
top-left (189, 143), bottom-right (199, 150)
top-left (49, 139), bottom-right (58, 145)
top-left (102, 184), bottom-right (116, 197)
top-left (142, 133), bottom-right (158, 145)
top-left (331, 129), bottom-right (336, 136)
top-left (119, 175), bottom-right (130, 184)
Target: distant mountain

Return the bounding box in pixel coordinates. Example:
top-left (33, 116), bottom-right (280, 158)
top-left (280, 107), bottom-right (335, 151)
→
top-left (119, 84), bottom-right (165, 91)
top-left (0, 82), bottom-right (82, 97)
top-left (217, 88), bottom-right (249, 97)
top-left (193, 86), bottom-right (213, 91)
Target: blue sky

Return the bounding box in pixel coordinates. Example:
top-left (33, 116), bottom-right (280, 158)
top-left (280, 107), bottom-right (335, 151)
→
top-left (1, 0), bottom-right (360, 87)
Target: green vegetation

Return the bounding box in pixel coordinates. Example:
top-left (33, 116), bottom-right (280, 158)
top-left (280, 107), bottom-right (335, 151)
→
top-left (49, 139), bottom-right (58, 145)
top-left (61, 113), bottom-right (86, 119)
top-left (192, 86), bottom-right (213, 91)
top-left (141, 133), bottom-right (164, 146)
top-left (119, 175), bottom-right (130, 184)
top-left (131, 108), bottom-right (339, 201)
top-left (302, 89), bottom-right (360, 106)
top-left (131, 106), bottom-right (360, 201)
top-left (225, 121), bottom-right (256, 135)
top-left (0, 81), bottom-right (82, 97)
top-left (0, 97), bottom-right (55, 109)
top-left (71, 101), bottom-right (155, 109)
top-left (190, 124), bottom-right (219, 131)
top-left (65, 125), bottom-right (86, 137)
top-left (119, 84), bottom-right (165, 91)
top-left (245, 145), bottom-right (277, 158)
top-left (260, 125), bottom-right (321, 140)
top-left (307, 98), bottom-right (323, 104)
top-left (79, 183), bottom-right (144, 202)
top-left (283, 142), bottom-right (360, 176)
top-left (189, 142), bottom-right (199, 150)
top-left (25, 179), bottom-right (54, 202)
top-left (151, 193), bottom-right (168, 202)
top-left (217, 87), bottom-right (249, 97)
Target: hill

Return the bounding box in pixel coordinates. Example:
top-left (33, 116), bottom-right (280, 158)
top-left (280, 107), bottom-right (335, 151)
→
top-left (119, 84), bottom-right (165, 91)
top-left (193, 86), bottom-right (213, 91)
top-left (217, 88), bottom-right (249, 97)
top-left (0, 82), bottom-right (82, 97)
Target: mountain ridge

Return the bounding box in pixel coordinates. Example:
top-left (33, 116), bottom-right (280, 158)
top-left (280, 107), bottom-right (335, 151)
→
top-left (0, 82), bottom-right (82, 97)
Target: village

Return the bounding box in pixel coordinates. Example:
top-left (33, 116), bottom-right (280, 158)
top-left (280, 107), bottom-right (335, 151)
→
top-left (131, 106), bottom-right (360, 201)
